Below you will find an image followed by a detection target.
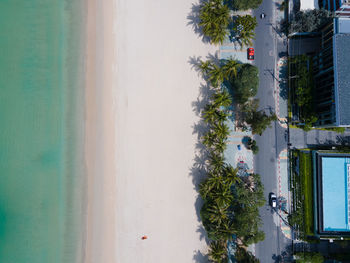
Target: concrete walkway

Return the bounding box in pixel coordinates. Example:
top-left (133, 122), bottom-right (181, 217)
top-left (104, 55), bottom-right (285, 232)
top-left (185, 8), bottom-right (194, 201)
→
top-left (277, 148), bottom-right (292, 239)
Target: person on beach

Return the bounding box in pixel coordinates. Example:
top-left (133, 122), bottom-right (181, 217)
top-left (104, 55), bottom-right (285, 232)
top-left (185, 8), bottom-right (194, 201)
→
top-left (141, 236), bottom-right (148, 240)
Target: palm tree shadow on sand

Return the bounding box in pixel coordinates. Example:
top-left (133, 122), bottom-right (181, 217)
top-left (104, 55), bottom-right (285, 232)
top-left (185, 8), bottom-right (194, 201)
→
top-left (186, 1), bottom-right (212, 44)
top-left (193, 250), bottom-right (210, 263)
top-left (188, 54), bottom-right (217, 262)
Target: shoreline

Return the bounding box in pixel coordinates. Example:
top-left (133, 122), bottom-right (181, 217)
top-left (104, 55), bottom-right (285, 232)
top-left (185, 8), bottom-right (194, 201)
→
top-left (83, 0), bottom-right (117, 262)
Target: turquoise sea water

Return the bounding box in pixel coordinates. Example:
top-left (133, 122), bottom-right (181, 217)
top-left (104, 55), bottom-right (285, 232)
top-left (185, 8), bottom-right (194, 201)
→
top-left (0, 1), bottom-right (85, 262)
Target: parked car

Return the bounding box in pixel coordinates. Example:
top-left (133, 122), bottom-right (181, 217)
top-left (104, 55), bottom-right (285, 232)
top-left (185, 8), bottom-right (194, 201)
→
top-left (247, 47), bottom-right (254, 60)
top-left (269, 193), bottom-right (277, 208)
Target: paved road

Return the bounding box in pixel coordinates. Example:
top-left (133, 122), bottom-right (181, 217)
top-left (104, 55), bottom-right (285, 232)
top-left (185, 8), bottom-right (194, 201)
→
top-left (252, 0), bottom-right (292, 262)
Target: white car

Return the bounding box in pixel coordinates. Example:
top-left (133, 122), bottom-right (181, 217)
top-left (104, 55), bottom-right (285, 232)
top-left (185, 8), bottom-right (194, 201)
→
top-left (269, 193), bottom-right (277, 208)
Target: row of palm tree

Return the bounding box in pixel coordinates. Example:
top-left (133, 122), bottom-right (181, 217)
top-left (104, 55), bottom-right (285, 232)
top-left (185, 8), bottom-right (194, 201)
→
top-left (199, 0), bottom-right (230, 45)
top-left (197, 58), bottom-right (264, 262)
top-left (199, 0), bottom-right (258, 46)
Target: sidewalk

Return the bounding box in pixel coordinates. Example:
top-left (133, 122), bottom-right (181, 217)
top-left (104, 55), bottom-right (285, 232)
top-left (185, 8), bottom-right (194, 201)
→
top-left (275, 56), bottom-right (288, 128)
top-left (277, 149), bottom-right (292, 239)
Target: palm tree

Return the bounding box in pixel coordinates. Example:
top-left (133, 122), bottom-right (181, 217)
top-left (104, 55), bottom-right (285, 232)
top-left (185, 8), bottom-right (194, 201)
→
top-left (203, 103), bottom-right (229, 125)
top-left (199, 0), bottom-right (231, 45)
top-left (199, 60), bottom-right (214, 76)
top-left (212, 138), bottom-right (227, 154)
top-left (238, 29), bottom-right (256, 46)
top-left (202, 106), bottom-right (217, 124)
top-left (222, 59), bottom-right (240, 80)
top-left (212, 89), bottom-right (232, 108)
top-left (199, 173), bottom-right (225, 198)
top-left (223, 164), bottom-right (241, 186)
top-left (202, 130), bottom-right (216, 148)
top-left (208, 64), bottom-right (225, 87)
top-left (206, 201), bottom-right (229, 225)
top-left (233, 15), bottom-right (257, 47)
top-left (211, 219), bottom-right (236, 241)
top-left (212, 122), bottom-right (230, 140)
top-left (212, 183), bottom-right (233, 207)
top-left (208, 152), bottom-right (225, 173)
top-left (208, 241), bottom-right (228, 263)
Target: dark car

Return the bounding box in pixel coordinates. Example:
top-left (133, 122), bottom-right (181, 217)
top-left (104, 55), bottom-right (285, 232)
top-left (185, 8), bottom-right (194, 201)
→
top-left (269, 193), bottom-right (277, 208)
top-left (247, 47), bottom-right (254, 60)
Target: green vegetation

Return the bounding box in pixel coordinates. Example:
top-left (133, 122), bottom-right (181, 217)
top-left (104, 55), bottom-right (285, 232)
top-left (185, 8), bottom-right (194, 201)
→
top-left (201, 60), bottom-right (276, 136)
top-left (235, 247), bottom-right (260, 262)
top-left (240, 99), bottom-right (277, 135)
top-left (245, 108), bottom-right (277, 135)
top-left (233, 15), bottom-right (257, 47)
top-left (231, 64), bottom-right (259, 104)
top-left (231, 0), bottom-right (263, 10)
top-left (289, 55), bottom-right (317, 130)
top-left (295, 252), bottom-right (324, 263)
top-left (199, 0), bottom-right (231, 45)
top-left (289, 150), bottom-right (314, 240)
top-left (316, 127), bottom-right (346, 134)
top-left (200, 59), bottom-right (240, 87)
top-left (278, 0), bottom-right (286, 11)
top-left (228, 64), bottom-right (276, 135)
top-left (231, 173), bottom-right (265, 246)
top-left (198, 58), bottom-right (264, 262)
top-left (300, 152), bottom-right (314, 236)
top-left (329, 252), bottom-right (350, 261)
top-left (289, 9), bottom-right (333, 33)
top-left (208, 241), bottom-right (228, 263)
top-left (199, 0), bottom-right (260, 46)
top-left (247, 138), bottom-right (259, 154)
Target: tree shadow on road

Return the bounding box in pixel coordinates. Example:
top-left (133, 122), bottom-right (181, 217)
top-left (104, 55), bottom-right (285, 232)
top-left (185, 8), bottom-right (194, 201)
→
top-left (272, 244), bottom-right (293, 262)
top-left (336, 135), bottom-right (350, 146)
top-left (279, 79), bottom-right (288, 100)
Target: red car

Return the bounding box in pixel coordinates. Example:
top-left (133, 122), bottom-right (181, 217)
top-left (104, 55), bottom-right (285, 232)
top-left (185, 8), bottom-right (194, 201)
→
top-left (247, 47), bottom-right (255, 60)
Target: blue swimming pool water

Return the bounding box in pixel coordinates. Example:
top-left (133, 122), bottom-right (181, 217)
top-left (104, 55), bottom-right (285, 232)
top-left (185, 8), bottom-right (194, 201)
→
top-left (322, 157), bottom-right (350, 231)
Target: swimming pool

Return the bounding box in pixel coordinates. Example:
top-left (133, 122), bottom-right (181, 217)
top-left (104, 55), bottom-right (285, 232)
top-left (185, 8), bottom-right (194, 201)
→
top-left (321, 157), bottom-right (350, 232)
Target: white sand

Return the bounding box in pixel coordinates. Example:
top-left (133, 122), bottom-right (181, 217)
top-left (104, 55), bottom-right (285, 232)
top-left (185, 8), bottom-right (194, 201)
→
top-left (84, 0), bottom-right (116, 262)
top-left (84, 0), bottom-right (218, 261)
top-left (114, 0), bottom-right (217, 262)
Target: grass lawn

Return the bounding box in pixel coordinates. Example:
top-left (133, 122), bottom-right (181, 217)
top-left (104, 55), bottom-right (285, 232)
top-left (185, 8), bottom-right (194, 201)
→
top-left (299, 151), bottom-right (314, 236)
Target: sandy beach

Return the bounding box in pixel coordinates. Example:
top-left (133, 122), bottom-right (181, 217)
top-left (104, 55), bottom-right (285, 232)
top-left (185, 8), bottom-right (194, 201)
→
top-left (84, 0), bottom-right (217, 262)
top-left (84, 0), bottom-right (116, 262)
top-left (114, 0), bottom-right (217, 262)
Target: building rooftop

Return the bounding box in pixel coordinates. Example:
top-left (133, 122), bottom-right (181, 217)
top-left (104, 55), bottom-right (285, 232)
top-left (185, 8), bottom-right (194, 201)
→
top-left (335, 17), bottom-right (350, 33)
top-left (333, 33), bottom-right (350, 126)
top-left (300, 0), bottom-right (319, 10)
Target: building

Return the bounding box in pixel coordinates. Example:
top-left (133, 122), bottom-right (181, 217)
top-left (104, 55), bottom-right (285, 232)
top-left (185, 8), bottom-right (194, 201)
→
top-left (301, 0), bottom-right (319, 11)
top-left (319, 0), bottom-right (350, 13)
top-left (313, 151), bottom-right (350, 236)
top-left (312, 17), bottom-right (350, 127)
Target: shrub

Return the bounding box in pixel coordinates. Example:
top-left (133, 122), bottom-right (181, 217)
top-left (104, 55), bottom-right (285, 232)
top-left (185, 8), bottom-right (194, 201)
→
top-left (231, 64), bottom-right (259, 104)
top-left (231, 0), bottom-right (263, 10)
